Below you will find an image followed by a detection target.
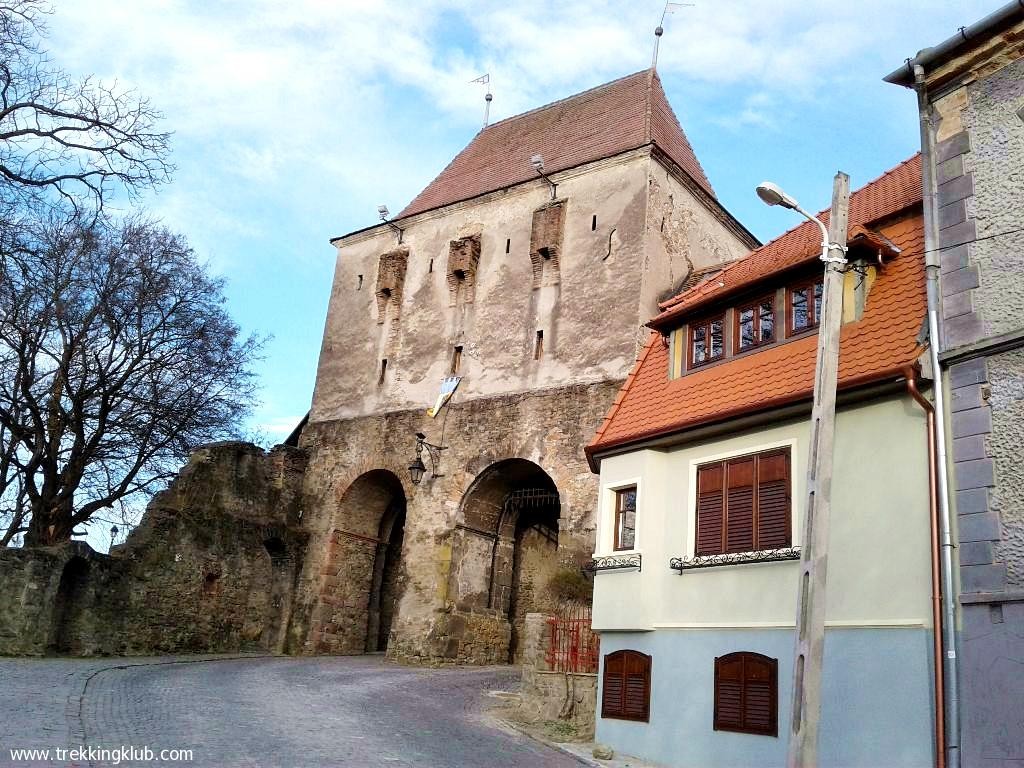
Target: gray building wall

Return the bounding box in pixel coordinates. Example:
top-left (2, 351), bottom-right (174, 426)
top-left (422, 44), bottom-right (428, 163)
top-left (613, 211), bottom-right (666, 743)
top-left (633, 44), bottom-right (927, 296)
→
top-left (927, 28), bottom-right (1024, 768)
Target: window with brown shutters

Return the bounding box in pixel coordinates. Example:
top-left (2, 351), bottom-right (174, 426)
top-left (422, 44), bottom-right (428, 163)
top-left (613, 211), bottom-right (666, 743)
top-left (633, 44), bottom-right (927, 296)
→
top-left (695, 448), bottom-right (791, 556)
top-left (714, 652), bottom-right (778, 736)
top-left (601, 650), bottom-right (651, 722)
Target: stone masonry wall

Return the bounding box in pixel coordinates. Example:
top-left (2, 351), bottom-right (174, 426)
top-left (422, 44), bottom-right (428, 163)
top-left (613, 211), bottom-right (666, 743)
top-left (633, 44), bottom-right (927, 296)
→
top-left (929, 29), bottom-right (1024, 768)
top-left (517, 612), bottom-right (597, 732)
top-left (0, 442), bottom-right (308, 657)
top-left (293, 380), bottom-right (621, 665)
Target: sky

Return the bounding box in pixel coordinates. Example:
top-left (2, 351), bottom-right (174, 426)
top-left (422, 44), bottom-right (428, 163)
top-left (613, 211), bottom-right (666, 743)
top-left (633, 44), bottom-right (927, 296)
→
top-left (47, 0), bottom-right (995, 451)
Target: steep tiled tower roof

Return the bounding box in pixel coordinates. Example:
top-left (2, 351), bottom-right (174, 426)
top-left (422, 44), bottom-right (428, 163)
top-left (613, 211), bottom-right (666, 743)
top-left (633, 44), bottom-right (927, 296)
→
top-left (399, 69), bottom-right (713, 219)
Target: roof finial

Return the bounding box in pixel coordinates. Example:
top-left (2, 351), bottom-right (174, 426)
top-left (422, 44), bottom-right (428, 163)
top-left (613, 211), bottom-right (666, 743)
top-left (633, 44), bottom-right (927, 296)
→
top-left (471, 74), bottom-right (492, 129)
top-left (653, 2), bottom-right (694, 70)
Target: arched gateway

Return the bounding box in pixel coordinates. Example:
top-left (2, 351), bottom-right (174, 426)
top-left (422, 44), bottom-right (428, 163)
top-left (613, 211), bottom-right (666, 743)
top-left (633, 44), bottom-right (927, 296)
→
top-left (315, 469), bottom-right (407, 654)
top-left (450, 459), bottom-right (561, 663)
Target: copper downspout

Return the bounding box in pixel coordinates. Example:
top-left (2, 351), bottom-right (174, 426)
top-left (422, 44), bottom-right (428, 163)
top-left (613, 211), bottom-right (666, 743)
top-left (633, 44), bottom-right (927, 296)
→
top-left (905, 366), bottom-right (946, 768)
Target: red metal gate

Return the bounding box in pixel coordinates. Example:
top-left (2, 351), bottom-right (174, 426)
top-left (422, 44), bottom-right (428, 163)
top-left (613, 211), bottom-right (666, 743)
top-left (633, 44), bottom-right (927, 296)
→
top-left (545, 603), bottom-right (599, 673)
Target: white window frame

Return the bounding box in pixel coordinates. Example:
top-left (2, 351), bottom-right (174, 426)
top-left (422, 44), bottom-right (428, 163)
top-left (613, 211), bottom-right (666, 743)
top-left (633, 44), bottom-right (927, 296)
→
top-left (596, 477), bottom-right (642, 557)
top-left (684, 439), bottom-right (798, 559)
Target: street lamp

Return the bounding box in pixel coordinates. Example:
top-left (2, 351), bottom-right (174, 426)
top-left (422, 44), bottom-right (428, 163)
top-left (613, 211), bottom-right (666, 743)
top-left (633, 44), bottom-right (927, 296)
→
top-left (376, 203), bottom-right (404, 244)
top-left (756, 174), bottom-right (850, 768)
top-left (530, 154), bottom-right (557, 199)
top-left (756, 182), bottom-right (845, 265)
top-left (408, 432), bottom-right (446, 485)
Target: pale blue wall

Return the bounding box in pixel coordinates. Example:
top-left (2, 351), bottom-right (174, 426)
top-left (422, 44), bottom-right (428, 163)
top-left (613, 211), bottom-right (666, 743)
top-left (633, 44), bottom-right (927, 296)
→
top-left (596, 628), bottom-right (934, 768)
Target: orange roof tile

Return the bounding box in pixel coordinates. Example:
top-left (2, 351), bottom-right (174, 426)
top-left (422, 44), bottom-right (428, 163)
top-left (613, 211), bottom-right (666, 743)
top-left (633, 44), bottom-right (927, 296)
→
top-left (652, 155), bottom-right (922, 325)
top-left (398, 70), bottom-right (714, 219)
top-left (588, 158), bottom-right (926, 460)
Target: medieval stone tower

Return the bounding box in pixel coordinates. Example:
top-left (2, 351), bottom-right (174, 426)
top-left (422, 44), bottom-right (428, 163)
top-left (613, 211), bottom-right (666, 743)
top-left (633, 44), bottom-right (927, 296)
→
top-left (290, 69), bottom-right (757, 664)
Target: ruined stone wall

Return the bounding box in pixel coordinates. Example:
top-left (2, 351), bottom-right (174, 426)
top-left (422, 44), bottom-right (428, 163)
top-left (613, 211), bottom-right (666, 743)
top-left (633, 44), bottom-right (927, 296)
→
top-left (0, 545), bottom-right (78, 655)
top-left (293, 380), bottom-right (620, 665)
top-left (0, 443), bottom-right (308, 657)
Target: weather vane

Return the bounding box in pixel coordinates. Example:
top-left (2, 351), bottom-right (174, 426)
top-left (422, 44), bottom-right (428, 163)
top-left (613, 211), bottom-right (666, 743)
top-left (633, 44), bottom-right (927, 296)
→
top-left (470, 73), bottom-right (493, 129)
top-left (653, 2), bottom-right (695, 69)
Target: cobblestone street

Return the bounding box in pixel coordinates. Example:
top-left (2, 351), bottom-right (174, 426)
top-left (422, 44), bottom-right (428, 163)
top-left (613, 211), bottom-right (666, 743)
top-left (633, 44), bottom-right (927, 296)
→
top-left (0, 656), bottom-right (582, 768)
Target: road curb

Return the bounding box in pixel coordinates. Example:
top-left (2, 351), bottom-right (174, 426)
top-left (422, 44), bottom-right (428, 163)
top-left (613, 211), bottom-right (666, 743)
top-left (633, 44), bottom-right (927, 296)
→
top-left (496, 718), bottom-right (600, 768)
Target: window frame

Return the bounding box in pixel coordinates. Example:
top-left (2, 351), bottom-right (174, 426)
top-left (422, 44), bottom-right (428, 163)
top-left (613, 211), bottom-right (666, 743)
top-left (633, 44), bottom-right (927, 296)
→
top-left (713, 652), bottom-right (778, 737)
top-left (601, 650), bottom-right (652, 722)
top-left (734, 294), bottom-right (777, 353)
top-left (612, 486), bottom-right (638, 552)
top-left (688, 314), bottom-right (726, 369)
top-left (786, 278), bottom-right (824, 337)
top-left (600, 479), bottom-right (641, 555)
top-left (692, 446), bottom-right (793, 557)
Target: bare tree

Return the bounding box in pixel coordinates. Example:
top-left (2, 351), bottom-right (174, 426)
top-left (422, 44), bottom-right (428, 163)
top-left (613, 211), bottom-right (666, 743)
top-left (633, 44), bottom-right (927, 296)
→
top-left (0, 215), bottom-right (261, 546)
top-left (0, 1), bottom-right (171, 214)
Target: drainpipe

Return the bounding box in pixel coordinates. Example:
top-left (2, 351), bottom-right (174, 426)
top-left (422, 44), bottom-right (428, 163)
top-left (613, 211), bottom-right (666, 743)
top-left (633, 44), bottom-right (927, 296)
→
top-left (914, 63), bottom-right (962, 768)
top-left (905, 367), bottom-right (946, 768)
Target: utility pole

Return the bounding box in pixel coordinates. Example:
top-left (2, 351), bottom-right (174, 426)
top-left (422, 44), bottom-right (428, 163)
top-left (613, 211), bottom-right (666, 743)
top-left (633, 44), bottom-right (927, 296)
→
top-left (787, 171), bottom-right (850, 768)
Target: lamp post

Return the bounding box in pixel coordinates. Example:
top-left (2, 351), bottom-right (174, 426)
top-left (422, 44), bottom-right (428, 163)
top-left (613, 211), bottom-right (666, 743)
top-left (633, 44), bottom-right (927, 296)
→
top-left (757, 172), bottom-right (850, 768)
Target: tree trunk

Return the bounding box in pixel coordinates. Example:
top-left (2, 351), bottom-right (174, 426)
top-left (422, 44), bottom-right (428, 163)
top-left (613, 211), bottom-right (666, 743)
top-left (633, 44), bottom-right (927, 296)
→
top-left (23, 501), bottom-right (73, 546)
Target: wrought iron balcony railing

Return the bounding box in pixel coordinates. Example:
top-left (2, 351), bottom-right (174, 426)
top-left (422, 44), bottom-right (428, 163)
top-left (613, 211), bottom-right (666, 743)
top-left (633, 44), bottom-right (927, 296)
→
top-left (669, 547), bottom-right (801, 573)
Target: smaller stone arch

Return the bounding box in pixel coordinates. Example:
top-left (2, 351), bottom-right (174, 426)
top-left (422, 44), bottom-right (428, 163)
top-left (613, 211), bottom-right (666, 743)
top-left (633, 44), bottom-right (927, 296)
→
top-left (313, 469), bottom-right (408, 655)
top-left (49, 556), bottom-right (91, 655)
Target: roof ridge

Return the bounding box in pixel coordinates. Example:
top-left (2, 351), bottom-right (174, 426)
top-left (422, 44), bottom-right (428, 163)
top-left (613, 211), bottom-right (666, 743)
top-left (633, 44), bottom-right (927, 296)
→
top-left (657, 152), bottom-right (923, 313)
top-left (647, 70), bottom-right (715, 197)
top-left (643, 69), bottom-right (655, 144)
top-left (480, 69), bottom-right (651, 132)
top-left (396, 66), bottom-right (715, 219)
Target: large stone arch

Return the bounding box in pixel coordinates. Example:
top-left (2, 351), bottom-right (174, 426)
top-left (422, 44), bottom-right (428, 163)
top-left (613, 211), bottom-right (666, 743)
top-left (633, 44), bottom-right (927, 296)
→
top-left (449, 458), bottom-right (561, 663)
top-left (313, 469), bottom-right (408, 654)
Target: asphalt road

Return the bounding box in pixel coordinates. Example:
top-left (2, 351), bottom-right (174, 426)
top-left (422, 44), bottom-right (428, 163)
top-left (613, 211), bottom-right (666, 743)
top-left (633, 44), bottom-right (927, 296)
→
top-left (0, 655), bottom-right (583, 768)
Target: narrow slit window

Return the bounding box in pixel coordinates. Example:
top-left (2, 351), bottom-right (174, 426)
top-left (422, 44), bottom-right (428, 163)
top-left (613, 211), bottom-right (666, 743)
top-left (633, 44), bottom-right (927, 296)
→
top-left (378, 358), bottom-right (388, 386)
top-left (429, 258), bottom-right (434, 273)
top-left (534, 330), bottom-right (544, 360)
top-left (450, 345), bottom-right (463, 375)
top-left (357, 275), bottom-right (363, 290)
top-left (592, 214), bottom-right (598, 231)
top-left (506, 238), bottom-right (511, 254)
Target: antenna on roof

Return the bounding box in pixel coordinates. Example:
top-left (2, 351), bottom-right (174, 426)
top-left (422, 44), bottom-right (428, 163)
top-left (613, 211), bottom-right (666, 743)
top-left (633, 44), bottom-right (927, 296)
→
top-left (470, 73), bottom-right (492, 129)
top-left (653, 2), bottom-right (694, 69)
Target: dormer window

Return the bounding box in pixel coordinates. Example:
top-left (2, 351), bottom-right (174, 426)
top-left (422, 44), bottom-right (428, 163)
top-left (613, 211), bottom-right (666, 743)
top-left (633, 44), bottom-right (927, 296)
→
top-left (788, 279), bottom-right (823, 335)
top-left (736, 296), bottom-right (775, 352)
top-left (690, 315), bottom-right (724, 368)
